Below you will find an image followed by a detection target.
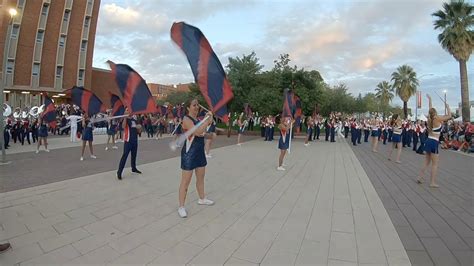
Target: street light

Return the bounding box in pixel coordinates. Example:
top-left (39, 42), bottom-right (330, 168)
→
top-left (0, 7), bottom-right (17, 165)
top-left (443, 89), bottom-right (447, 115)
top-left (415, 73), bottom-right (434, 121)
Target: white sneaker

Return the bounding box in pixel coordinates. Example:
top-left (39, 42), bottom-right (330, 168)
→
top-left (237, 143), bottom-right (241, 146)
top-left (80, 157), bottom-right (84, 161)
top-left (304, 143), bottom-right (310, 147)
top-left (35, 150), bottom-right (39, 154)
top-left (277, 166), bottom-right (286, 171)
top-left (90, 155), bottom-right (97, 159)
top-left (205, 154), bottom-right (212, 159)
top-left (105, 147), bottom-right (109, 151)
top-left (198, 198), bottom-right (214, 206)
top-left (45, 149), bottom-right (50, 152)
top-left (112, 146), bottom-right (118, 149)
top-left (178, 207), bottom-right (187, 218)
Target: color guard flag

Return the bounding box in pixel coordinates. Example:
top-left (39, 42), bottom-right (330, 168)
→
top-left (68, 86), bottom-right (106, 115)
top-left (282, 88), bottom-right (296, 118)
top-left (41, 94), bottom-right (56, 124)
top-left (156, 105), bottom-right (168, 116)
top-left (244, 103), bottom-right (252, 118)
top-left (417, 91), bottom-right (422, 109)
top-left (170, 22), bottom-right (233, 122)
top-left (109, 92), bottom-right (125, 116)
top-left (294, 95), bottom-right (302, 128)
top-left (108, 61), bottom-right (158, 115)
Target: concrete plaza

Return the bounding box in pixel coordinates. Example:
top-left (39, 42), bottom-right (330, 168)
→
top-left (0, 136), bottom-right (411, 265)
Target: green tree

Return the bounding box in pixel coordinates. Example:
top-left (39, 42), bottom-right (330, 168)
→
top-left (226, 52), bottom-right (264, 112)
top-left (165, 91), bottom-right (192, 106)
top-left (375, 81), bottom-right (395, 117)
top-left (432, 0), bottom-right (473, 122)
top-left (391, 65), bottom-right (419, 118)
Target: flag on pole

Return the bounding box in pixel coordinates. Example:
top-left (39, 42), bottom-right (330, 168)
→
top-left (41, 94), bottom-right (56, 124)
top-left (68, 86), bottom-right (106, 115)
top-left (282, 88), bottom-right (296, 118)
top-left (109, 92), bottom-right (125, 116)
top-left (417, 91), bottom-right (422, 109)
top-left (170, 22), bottom-right (233, 122)
top-left (108, 61), bottom-right (158, 115)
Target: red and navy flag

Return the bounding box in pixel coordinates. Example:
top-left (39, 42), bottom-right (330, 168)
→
top-left (171, 22), bottom-right (233, 122)
top-left (68, 86), bottom-right (106, 115)
top-left (109, 92), bottom-right (125, 116)
top-left (294, 95), bottom-right (302, 127)
top-left (282, 89), bottom-right (296, 118)
top-left (244, 103), bottom-right (252, 118)
top-left (157, 105), bottom-right (168, 116)
top-left (108, 61), bottom-right (158, 115)
top-left (41, 95), bottom-right (56, 124)
top-left (172, 105), bottom-right (185, 119)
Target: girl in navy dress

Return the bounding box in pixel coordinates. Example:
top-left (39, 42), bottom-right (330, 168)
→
top-left (236, 113), bottom-right (244, 146)
top-left (417, 94), bottom-right (451, 188)
top-left (105, 116), bottom-right (118, 151)
top-left (205, 117), bottom-right (216, 158)
top-left (387, 114), bottom-right (403, 163)
top-left (36, 117), bottom-right (49, 153)
top-left (80, 113), bottom-right (96, 161)
top-left (370, 118), bottom-right (380, 152)
top-left (277, 117), bottom-right (292, 171)
top-left (178, 99), bottom-right (214, 218)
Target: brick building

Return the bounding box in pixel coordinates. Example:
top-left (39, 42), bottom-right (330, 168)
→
top-left (148, 82), bottom-right (191, 101)
top-left (1, 0), bottom-right (100, 108)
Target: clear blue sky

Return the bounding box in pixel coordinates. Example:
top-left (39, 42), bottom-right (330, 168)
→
top-left (93, 0), bottom-right (473, 115)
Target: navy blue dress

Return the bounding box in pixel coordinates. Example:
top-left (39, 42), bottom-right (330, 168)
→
top-left (278, 129), bottom-right (290, 150)
top-left (181, 115), bottom-right (207, 170)
top-left (82, 119), bottom-right (93, 141)
top-left (38, 122), bottom-right (48, 137)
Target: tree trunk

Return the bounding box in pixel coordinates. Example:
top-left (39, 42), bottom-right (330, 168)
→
top-left (459, 60), bottom-right (470, 122)
top-left (403, 101), bottom-right (408, 119)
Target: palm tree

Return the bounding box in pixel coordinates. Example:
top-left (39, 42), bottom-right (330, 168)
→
top-left (433, 0), bottom-right (473, 122)
top-left (375, 81), bottom-right (395, 118)
top-left (391, 65), bottom-right (419, 118)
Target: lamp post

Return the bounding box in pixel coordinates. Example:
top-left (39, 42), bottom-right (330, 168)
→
top-left (415, 73), bottom-right (434, 121)
top-left (0, 8), bottom-right (18, 165)
top-left (443, 89), bottom-right (447, 115)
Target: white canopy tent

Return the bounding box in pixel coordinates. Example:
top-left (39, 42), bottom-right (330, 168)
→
top-left (417, 113), bottom-right (427, 121)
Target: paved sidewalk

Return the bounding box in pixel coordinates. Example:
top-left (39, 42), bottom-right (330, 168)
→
top-left (0, 139), bottom-right (409, 265)
top-left (350, 140), bottom-right (473, 266)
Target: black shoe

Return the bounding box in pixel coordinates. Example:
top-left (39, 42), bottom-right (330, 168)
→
top-left (132, 169), bottom-right (142, 174)
top-left (0, 243), bottom-right (11, 253)
top-left (117, 173), bottom-right (122, 180)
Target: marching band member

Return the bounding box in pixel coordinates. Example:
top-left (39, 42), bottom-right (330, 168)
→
top-left (277, 116), bottom-right (292, 171)
top-left (363, 119), bottom-right (370, 142)
top-left (314, 115), bottom-right (321, 140)
top-left (4, 119), bottom-right (11, 149)
top-left (105, 115), bottom-right (119, 151)
top-left (344, 118), bottom-right (350, 138)
top-left (20, 118), bottom-right (31, 145)
top-left (178, 99), bottom-right (214, 218)
top-left (80, 113), bottom-right (96, 161)
top-left (330, 115), bottom-right (336, 142)
top-left (351, 118), bottom-right (357, 146)
top-left (304, 116), bottom-right (313, 146)
top-left (66, 113), bottom-right (81, 142)
top-left (36, 117), bottom-right (49, 153)
top-left (387, 114), bottom-right (403, 163)
top-left (370, 117), bottom-right (380, 152)
top-left (236, 113), bottom-right (244, 146)
top-left (356, 119), bottom-right (362, 144)
top-left (416, 122), bottom-right (427, 154)
top-left (413, 121), bottom-right (420, 151)
top-left (417, 94), bottom-right (451, 188)
top-left (117, 107), bottom-right (142, 180)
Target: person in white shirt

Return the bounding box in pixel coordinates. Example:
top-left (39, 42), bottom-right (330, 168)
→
top-left (66, 113), bottom-right (82, 142)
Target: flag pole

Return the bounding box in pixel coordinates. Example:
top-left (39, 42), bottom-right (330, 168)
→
top-left (170, 115), bottom-right (211, 151)
top-left (288, 121), bottom-right (293, 154)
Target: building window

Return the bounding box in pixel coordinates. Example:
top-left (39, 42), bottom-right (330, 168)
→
top-left (6, 60), bottom-right (14, 74)
top-left (84, 17), bottom-right (90, 28)
top-left (81, 40), bottom-right (87, 51)
top-left (36, 31), bottom-right (44, 43)
top-left (41, 4), bottom-right (49, 16)
top-left (11, 25), bottom-right (19, 39)
top-left (32, 63), bottom-right (40, 76)
top-left (59, 36), bottom-right (66, 47)
top-left (63, 11), bottom-right (70, 22)
top-left (18, 0), bottom-right (25, 9)
top-left (56, 66), bottom-right (63, 78)
top-left (78, 69), bottom-right (84, 81)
